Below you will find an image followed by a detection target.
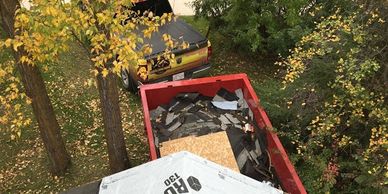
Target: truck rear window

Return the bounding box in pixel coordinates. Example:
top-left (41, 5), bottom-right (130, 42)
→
top-left (132, 0), bottom-right (173, 16)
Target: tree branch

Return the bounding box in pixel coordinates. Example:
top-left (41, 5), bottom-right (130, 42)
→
top-left (70, 29), bottom-right (93, 61)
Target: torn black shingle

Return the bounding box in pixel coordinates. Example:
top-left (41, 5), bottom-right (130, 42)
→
top-left (165, 112), bottom-right (178, 125)
top-left (187, 104), bottom-right (202, 113)
top-left (176, 92), bottom-right (200, 101)
top-left (216, 88), bottom-right (239, 101)
top-left (219, 114), bottom-right (232, 125)
top-left (150, 106), bottom-right (166, 120)
top-left (225, 113), bottom-right (241, 124)
top-left (184, 113), bottom-right (203, 123)
top-left (150, 88), bottom-right (256, 145)
top-left (181, 103), bottom-right (195, 113)
top-left (196, 110), bottom-right (214, 121)
top-left (149, 88), bottom-right (279, 188)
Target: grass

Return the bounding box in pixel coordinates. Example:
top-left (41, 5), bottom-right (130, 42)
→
top-left (0, 16), bottom-right (284, 192)
top-left (0, 42), bottom-right (150, 193)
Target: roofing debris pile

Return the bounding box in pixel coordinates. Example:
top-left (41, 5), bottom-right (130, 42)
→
top-left (149, 88), bottom-right (280, 188)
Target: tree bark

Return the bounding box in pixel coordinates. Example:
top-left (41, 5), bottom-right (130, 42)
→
top-left (84, 3), bottom-right (131, 173)
top-left (16, 60), bottom-right (71, 175)
top-left (1, 0), bottom-right (71, 175)
top-left (96, 71), bottom-right (131, 173)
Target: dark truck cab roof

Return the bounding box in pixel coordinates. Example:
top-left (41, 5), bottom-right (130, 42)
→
top-left (135, 18), bottom-right (208, 58)
top-left (132, 0), bottom-right (208, 58)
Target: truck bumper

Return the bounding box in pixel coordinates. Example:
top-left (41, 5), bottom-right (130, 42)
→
top-left (142, 63), bottom-right (212, 84)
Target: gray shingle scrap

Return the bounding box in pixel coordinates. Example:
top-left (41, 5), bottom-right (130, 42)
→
top-left (150, 106), bottom-right (166, 120)
top-left (150, 89), bottom-right (258, 142)
top-left (219, 115), bottom-right (232, 125)
top-left (225, 113), bottom-right (240, 124)
top-left (148, 88), bottom-right (279, 189)
top-left (211, 101), bottom-right (238, 110)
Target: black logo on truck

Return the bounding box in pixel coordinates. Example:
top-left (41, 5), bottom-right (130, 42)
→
top-left (164, 173), bottom-right (202, 194)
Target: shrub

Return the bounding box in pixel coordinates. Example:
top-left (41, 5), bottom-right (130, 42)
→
top-left (279, 2), bottom-right (387, 193)
top-left (191, 0), bottom-right (357, 55)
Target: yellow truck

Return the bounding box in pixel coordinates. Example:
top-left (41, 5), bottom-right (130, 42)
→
top-left (121, 0), bottom-right (212, 92)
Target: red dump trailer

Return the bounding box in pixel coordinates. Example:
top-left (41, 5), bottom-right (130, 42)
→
top-left (140, 73), bottom-right (307, 194)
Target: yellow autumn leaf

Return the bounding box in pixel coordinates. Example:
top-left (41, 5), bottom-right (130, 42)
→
top-left (96, 13), bottom-right (108, 25)
top-left (24, 119), bottom-right (31, 125)
top-left (143, 29), bottom-right (152, 38)
top-left (101, 69), bottom-right (109, 77)
top-left (42, 65), bottom-right (49, 72)
top-left (161, 18), bottom-right (166, 25)
top-left (148, 11), bottom-right (154, 18)
top-left (4, 39), bottom-right (12, 48)
top-left (26, 98), bottom-right (32, 105)
top-left (162, 33), bottom-right (169, 42)
top-left (91, 69), bottom-right (99, 76)
top-left (168, 14), bottom-right (172, 21)
top-left (18, 13), bottom-right (29, 24)
top-left (141, 46), bottom-right (152, 55)
top-left (137, 67), bottom-right (147, 80)
top-left (20, 56), bottom-right (28, 63)
top-left (13, 41), bottom-right (23, 52)
top-left (112, 64), bottom-right (121, 74)
top-left (14, 104), bottom-right (21, 111)
top-left (182, 42), bottom-right (189, 49)
top-left (0, 69), bottom-right (6, 77)
top-left (138, 59), bottom-right (147, 65)
top-left (86, 29), bottom-right (93, 36)
top-left (166, 40), bottom-right (174, 48)
top-left (128, 22), bottom-right (136, 29)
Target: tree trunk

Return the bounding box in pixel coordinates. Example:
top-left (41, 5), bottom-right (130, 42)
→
top-left (87, 5), bottom-right (131, 173)
top-left (16, 61), bottom-right (71, 175)
top-left (96, 71), bottom-right (131, 173)
top-left (1, 0), bottom-right (71, 175)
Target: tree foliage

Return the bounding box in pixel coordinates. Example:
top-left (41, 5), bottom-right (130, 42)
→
top-left (1, 0), bottom-right (71, 175)
top-left (0, 0), bottom-right (71, 137)
top-left (192, 0), bottom-right (316, 54)
top-left (1, 0), bottom-right (183, 173)
top-left (191, 0), bottom-right (367, 55)
top-left (0, 59), bottom-right (31, 139)
top-left (62, 0), bottom-right (177, 172)
top-left (66, 0), bottom-right (175, 79)
top-left (1, 0), bottom-right (187, 174)
top-left (279, 1), bottom-right (387, 192)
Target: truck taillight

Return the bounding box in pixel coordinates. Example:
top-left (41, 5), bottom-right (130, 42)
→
top-left (206, 46), bottom-right (212, 63)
